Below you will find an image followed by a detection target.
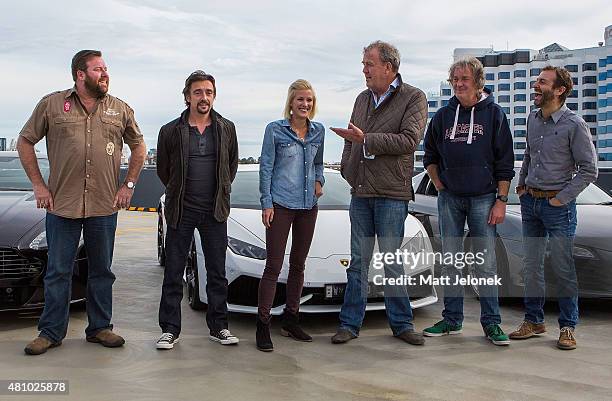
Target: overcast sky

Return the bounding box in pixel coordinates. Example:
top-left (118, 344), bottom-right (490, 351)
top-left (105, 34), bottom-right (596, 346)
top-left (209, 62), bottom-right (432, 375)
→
top-left (1, 0), bottom-right (610, 161)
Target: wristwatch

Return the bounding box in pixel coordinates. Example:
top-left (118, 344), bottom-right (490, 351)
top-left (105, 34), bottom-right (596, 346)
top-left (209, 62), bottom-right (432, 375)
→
top-left (125, 181), bottom-right (135, 190)
top-left (496, 195), bottom-right (508, 203)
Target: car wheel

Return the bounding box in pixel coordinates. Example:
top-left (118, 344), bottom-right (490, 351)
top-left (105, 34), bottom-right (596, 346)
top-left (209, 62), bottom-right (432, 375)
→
top-left (185, 243), bottom-right (206, 311)
top-left (157, 208), bottom-right (166, 267)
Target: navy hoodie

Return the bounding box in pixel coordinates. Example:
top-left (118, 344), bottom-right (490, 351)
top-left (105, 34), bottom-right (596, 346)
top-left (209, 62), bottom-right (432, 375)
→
top-left (423, 94), bottom-right (515, 196)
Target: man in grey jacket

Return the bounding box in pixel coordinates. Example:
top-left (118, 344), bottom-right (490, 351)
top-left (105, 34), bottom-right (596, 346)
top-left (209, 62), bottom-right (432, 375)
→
top-left (330, 41), bottom-right (428, 345)
top-left (510, 66), bottom-right (597, 350)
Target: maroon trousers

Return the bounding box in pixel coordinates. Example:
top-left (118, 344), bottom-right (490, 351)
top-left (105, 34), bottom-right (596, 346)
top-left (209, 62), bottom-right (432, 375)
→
top-left (257, 204), bottom-right (318, 323)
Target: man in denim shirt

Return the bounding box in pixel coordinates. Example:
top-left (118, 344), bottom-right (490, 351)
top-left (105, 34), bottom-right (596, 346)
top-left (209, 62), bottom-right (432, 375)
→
top-left (510, 66), bottom-right (597, 350)
top-left (331, 41), bottom-right (428, 345)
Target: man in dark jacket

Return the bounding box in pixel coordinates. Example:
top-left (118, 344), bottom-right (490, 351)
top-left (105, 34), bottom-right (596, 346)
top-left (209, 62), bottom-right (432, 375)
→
top-left (423, 57), bottom-right (514, 346)
top-left (155, 70), bottom-right (238, 349)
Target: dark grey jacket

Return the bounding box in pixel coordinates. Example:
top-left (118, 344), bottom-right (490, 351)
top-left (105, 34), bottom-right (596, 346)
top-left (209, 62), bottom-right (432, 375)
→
top-left (157, 109), bottom-right (238, 228)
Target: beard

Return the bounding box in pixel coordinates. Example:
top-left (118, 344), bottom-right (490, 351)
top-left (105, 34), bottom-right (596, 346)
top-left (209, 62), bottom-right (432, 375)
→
top-left (535, 89), bottom-right (554, 108)
top-left (194, 100), bottom-right (211, 115)
top-left (84, 75), bottom-right (108, 98)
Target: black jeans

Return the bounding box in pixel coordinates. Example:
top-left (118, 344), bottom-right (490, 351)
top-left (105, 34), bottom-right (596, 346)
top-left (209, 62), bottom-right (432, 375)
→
top-left (159, 207), bottom-right (229, 336)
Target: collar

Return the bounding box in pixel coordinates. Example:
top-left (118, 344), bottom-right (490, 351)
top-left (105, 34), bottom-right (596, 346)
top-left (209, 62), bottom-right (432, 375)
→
top-left (536, 104), bottom-right (568, 124)
top-left (65, 86), bottom-right (77, 99)
top-left (370, 75), bottom-right (400, 99)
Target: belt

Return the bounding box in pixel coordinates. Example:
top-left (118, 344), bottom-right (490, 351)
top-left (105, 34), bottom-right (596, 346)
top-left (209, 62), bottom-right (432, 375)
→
top-left (526, 186), bottom-right (560, 199)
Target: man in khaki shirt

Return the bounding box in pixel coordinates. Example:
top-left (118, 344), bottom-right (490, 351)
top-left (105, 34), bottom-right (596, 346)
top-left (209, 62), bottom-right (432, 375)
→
top-left (17, 50), bottom-right (146, 355)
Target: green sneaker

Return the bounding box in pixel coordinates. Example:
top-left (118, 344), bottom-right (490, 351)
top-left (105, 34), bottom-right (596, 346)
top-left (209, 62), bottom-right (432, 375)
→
top-left (423, 320), bottom-right (463, 337)
top-left (484, 324), bottom-right (510, 346)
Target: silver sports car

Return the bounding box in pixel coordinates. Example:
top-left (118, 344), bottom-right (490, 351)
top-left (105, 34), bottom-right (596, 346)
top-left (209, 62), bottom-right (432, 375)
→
top-left (158, 165), bottom-right (438, 315)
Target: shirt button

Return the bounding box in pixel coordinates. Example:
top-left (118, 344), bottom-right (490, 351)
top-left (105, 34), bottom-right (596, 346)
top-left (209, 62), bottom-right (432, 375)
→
top-left (358, 185), bottom-right (362, 188)
top-left (87, 116), bottom-right (91, 120)
top-left (86, 174), bottom-right (90, 178)
top-left (87, 160), bottom-right (91, 163)
top-left (540, 136), bottom-right (543, 138)
top-left (87, 144), bottom-right (91, 147)
top-left (87, 129), bottom-right (91, 133)
top-left (538, 150), bottom-right (540, 153)
top-left (84, 189), bottom-right (88, 193)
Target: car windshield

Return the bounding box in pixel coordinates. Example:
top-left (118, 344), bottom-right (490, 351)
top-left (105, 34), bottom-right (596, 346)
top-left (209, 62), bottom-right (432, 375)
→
top-left (231, 170), bottom-right (352, 209)
top-left (0, 156), bottom-right (49, 190)
top-left (506, 168), bottom-right (611, 205)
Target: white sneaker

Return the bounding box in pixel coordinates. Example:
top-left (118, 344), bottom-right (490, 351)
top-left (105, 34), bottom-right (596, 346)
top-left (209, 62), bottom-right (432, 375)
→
top-left (209, 329), bottom-right (239, 345)
top-left (156, 333), bottom-right (179, 349)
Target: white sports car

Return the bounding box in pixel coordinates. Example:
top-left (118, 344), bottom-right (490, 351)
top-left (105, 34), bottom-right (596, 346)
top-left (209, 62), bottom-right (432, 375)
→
top-left (157, 165), bottom-right (437, 315)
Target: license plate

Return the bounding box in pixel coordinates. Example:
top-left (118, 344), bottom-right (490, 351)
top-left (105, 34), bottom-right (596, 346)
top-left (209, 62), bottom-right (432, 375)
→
top-left (325, 284), bottom-right (345, 299)
top-left (324, 283), bottom-right (383, 299)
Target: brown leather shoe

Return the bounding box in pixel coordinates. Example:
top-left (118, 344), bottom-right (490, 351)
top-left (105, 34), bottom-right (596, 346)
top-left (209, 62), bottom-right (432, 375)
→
top-left (395, 330), bottom-right (425, 345)
top-left (557, 327), bottom-right (577, 350)
top-left (86, 329), bottom-right (125, 348)
top-left (509, 321), bottom-right (546, 339)
top-left (24, 336), bottom-right (62, 355)
top-left (331, 329), bottom-right (357, 344)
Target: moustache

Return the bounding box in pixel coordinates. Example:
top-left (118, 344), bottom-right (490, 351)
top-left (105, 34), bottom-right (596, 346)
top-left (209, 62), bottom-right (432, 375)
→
top-left (198, 101), bottom-right (210, 107)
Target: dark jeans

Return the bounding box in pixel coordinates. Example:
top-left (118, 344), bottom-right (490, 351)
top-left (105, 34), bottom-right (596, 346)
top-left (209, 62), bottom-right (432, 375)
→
top-left (437, 190), bottom-right (501, 328)
top-left (257, 204), bottom-right (318, 323)
top-left (520, 193), bottom-right (579, 328)
top-left (38, 213), bottom-right (118, 343)
top-left (159, 207), bottom-right (229, 336)
top-left (338, 196), bottom-right (414, 337)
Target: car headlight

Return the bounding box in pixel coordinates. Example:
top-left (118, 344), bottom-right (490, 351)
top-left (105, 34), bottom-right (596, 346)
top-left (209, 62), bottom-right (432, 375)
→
top-left (573, 245), bottom-right (597, 259)
top-left (400, 231), bottom-right (433, 272)
top-left (29, 231), bottom-right (47, 250)
top-left (228, 237), bottom-right (266, 260)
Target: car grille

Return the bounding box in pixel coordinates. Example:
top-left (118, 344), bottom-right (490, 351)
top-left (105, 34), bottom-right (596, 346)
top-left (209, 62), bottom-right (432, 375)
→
top-left (0, 248), bottom-right (43, 280)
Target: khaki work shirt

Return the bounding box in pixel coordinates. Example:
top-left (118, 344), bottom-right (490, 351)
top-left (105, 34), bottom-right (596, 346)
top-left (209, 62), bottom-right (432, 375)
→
top-left (19, 87), bottom-right (143, 219)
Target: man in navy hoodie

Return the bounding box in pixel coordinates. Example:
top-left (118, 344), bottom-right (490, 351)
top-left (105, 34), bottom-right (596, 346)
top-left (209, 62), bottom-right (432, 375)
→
top-left (422, 57), bottom-right (514, 345)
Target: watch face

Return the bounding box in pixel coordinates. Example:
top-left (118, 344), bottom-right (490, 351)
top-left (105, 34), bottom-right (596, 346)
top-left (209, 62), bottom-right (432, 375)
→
top-left (127, 182), bottom-right (134, 189)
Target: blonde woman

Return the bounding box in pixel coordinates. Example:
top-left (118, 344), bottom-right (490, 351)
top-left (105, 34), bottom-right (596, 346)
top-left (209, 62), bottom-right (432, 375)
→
top-left (257, 80), bottom-right (325, 351)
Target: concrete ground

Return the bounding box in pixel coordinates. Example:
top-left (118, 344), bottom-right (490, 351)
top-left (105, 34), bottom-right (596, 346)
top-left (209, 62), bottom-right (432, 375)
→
top-left (1, 211), bottom-right (611, 401)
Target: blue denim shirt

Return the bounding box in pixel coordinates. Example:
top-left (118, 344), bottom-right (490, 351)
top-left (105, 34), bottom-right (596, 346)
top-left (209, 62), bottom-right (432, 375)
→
top-left (259, 119), bottom-right (325, 210)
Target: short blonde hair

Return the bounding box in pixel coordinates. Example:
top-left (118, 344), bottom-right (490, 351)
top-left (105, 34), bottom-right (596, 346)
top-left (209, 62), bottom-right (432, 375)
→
top-left (283, 79), bottom-right (317, 120)
top-left (447, 57), bottom-right (485, 91)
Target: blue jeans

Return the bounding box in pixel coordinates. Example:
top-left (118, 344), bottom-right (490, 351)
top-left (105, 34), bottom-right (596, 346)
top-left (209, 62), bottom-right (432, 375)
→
top-left (38, 213), bottom-right (118, 343)
top-left (438, 190), bottom-right (501, 328)
top-left (338, 196), bottom-right (414, 336)
top-left (520, 193), bottom-right (578, 328)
